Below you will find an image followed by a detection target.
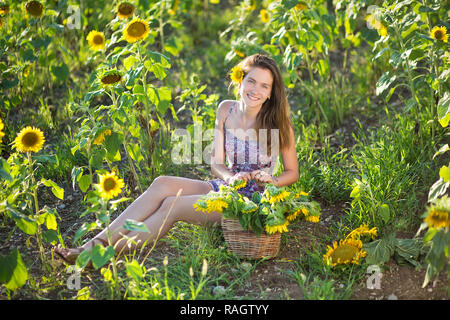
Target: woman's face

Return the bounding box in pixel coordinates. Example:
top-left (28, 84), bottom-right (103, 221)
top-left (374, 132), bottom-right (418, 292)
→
top-left (239, 67), bottom-right (273, 108)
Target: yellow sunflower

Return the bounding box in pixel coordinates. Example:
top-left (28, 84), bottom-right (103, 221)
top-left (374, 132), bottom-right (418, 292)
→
top-left (267, 190), bottom-right (290, 205)
top-left (430, 26), bottom-right (448, 43)
top-left (0, 118), bottom-right (5, 141)
top-left (265, 220), bottom-right (289, 234)
top-left (98, 69), bottom-right (123, 87)
top-left (123, 18), bottom-right (150, 43)
top-left (286, 208), bottom-right (302, 222)
top-left (346, 223), bottom-right (378, 240)
top-left (305, 215), bottom-right (319, 223)
top-left (260, 9), bottom-right (270, 23)
top-left (86, 30), bottom-right (105, 51)
top-left (117, 2), bottom-right (135, 19)
top-left (424, 209), bottom-right (449, 229)
top-left (0, 4), bottom-right (10, 15)
top-left (206, 198), bottom-right (228, 213)
top-left (232, 179), bottom-right (247, 191)
top-left (234, 49), bottom-right (245, 58)
top-left (365, 14), bottom-right (387, 37)
top-left (168, 0), bottom-right (179, 15)
top-left (295, 2), bottom-right (307, 11)
top-left (247, 0), bottom-right (256, 11)
top-left (323, 238), bottom-right (367, 267)
top-left (25, 1), bottom-right (43, 18)
top-left (98, 171), bottom-right (125, 199)
top-left (93, 129), bottom-right (112, 145)
top-left (294, 190), bottom-right (308, 198)
top-left (14, 126), bottom-right (45, 153)
top-left (230, 64), bottom-right (244, 84)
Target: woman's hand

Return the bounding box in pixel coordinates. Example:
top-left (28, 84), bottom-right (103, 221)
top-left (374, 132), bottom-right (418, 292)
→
top-left (226, 172), bottom-right (252, 184)
top-left (250, 170), bottom-right (275, 186)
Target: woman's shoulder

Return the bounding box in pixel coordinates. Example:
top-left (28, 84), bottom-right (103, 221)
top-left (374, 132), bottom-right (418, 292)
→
top-left (216, 100), bottom-right (237, 119)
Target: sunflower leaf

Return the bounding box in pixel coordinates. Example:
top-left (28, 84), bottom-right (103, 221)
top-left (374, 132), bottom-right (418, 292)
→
top-left (0, 249), bottom-right (28, 291)
top-left (40, 178), bottom-right (64, 200)
top-left (363, 236), bottom-right (395, 265)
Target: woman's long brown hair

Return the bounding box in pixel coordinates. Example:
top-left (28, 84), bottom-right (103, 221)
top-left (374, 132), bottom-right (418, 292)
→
top-left (230, 54), bottom-right (293, 156)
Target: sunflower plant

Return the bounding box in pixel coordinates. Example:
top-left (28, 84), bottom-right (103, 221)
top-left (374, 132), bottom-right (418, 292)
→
top-left (73, 170), bottom-right (132, 298)
top-left (416, 195), bottom-right (450, 288)
top-left (0, 126), bottom-right (64, 275)
top-left (194, 180), bottom-right (321, 235)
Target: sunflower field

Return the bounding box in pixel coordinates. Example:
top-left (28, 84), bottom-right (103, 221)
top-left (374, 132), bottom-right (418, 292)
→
top-left (0, 0), bottom-right (449, 301)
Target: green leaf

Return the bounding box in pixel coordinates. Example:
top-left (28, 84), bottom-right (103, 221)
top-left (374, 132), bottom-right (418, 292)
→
top-left (6, 205), bottom-right (37, 235)
top-left (40, 178), bottom-right (64, 200)
top-left (45, 211), bottom-right (58, 230)
top-left (378, 203), bottom-right (391, 223)
top-left (363, 237), bottom-right (395, 265)
top-left (350, 184), bottom-right (361, 200)
top-left (437, 92), bottom-right (450, 127)
top-left (317, 59), bottom-right (329, 78)
top-left (430, 231), bottom-right (448, 256)
top-left (123, 219), bottom-right (150, 233)
top-left (104, 132), bottom-right (122, 162)
top-left (372, 47), bottom-right (390, 61)
top-left (432, 144), bottom-right (449, 159)
top-left (73, 222), bottom-right (99, 244)
top-left (126, 259), bottom-right (144, 281)
top-left (78, 175), bottom-right (91, 193)
top-left (394, 238), bottom-right (421, 266)
top-left (148, 86), bottom-right (172, 115)
top-left (123, 55), bottom-right (137, 71)
top-left (376, 71), bottom-right (397, 97)
top-left (428, 178), bottom-right (449, 202)
top-left (91, 244), bottom-right (115, 270)
top-left (0, 159), bottom-right (12, 182)
top-left (0, 249), bottom-right (28, 291)
top-left (127, 143), bottom-right (144, 164)
top-left (76, 249), bottom-right (91, 269)
top-left (51, 63), bottom-right (69, 81)
top-left (439, 165), bottom-right (450, 182)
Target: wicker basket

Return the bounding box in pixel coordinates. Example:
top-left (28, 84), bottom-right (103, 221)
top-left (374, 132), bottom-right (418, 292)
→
top-left (221, 218), bottom-right (281, 259)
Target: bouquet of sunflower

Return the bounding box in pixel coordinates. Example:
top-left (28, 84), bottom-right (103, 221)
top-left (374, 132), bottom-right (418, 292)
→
top-left (193, 180), bottom-right (321, 235)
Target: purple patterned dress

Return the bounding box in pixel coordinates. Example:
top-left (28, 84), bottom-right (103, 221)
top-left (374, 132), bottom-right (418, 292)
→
top-left (207, 103), bottom-right (277, 198)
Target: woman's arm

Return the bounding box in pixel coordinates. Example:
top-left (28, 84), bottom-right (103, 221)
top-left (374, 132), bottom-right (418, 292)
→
top-left (210, 101), bottom-right (234, 183)
top-left (273, 126), bottom-right (299, 187)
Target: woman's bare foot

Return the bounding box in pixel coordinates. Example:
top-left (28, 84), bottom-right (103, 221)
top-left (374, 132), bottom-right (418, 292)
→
top-left (53, 238), bottom-right (108, 265)
top-left (53, 245), bottom-right (84, 265)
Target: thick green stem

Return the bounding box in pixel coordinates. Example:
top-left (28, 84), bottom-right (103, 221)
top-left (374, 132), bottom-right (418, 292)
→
top-left (124, 134), bottom-right (143, 194)
top-left (28, 152), bottom-right (47, 271)
top-left (101, 200), bottom-right (119, 299)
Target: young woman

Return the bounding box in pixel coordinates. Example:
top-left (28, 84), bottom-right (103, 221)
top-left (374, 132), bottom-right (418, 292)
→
top-left (54, 54), bottom-right (299, 263)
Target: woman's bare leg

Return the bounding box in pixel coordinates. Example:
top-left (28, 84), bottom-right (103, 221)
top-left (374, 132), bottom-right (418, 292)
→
top-left (81, 176), bottom-right (213, 250)
top-left (114, 194), bottom-right (221, 253)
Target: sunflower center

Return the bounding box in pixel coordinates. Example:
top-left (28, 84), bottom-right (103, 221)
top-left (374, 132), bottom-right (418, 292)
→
top-left (26, 1), bottom-right (43, 17)
top-left (330, 245), bottom-right (359, 263)
top-left (93, 35), bottom-right (104, 45)
top-left (103, 177), bottom-right (117, 191)
top-left (22, 132), bottom-right (39, 147)
top-left (434, 30), bottom-right (443, 40)
top-left (127, 22), bottom-right (146, 37)
top-left (119, 4), bottom-right (134, 16)
top-left (101, 74), bottom-right (121, 84)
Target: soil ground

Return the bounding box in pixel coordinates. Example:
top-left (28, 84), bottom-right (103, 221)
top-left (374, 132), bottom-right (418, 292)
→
top-left (2, 187), bottom-right (447, 300)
